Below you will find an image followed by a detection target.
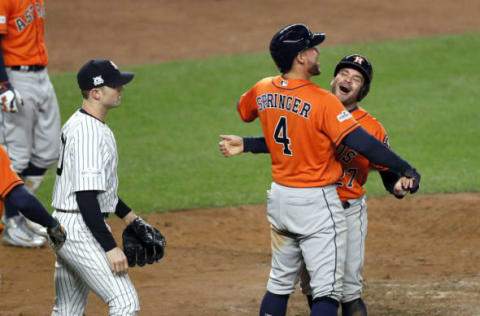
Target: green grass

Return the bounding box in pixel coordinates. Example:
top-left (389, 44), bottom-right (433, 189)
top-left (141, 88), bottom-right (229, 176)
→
top-left (36, 31), bottom-right (480, 213)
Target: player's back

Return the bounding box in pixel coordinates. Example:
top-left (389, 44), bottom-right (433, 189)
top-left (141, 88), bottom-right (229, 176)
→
top-left (237, 75), bottom-right (359, 188)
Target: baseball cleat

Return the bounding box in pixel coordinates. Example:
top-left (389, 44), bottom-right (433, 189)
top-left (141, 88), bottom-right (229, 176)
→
top-left (2, 215), bottom-right (46, 248)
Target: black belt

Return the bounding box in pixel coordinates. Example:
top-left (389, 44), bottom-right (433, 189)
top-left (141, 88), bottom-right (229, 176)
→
top-left (341, 201), bottom-right (351, 209)
top-left (56, 209), bottom-right (80, 214)
top-left (9, 65), bottom-right (46, 72)
top-left (56, 209), bottom-right (109, 218)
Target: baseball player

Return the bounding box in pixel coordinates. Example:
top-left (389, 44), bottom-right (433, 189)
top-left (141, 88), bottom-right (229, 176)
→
top-left (50, 59), bottom-right (165, 316)
top-left (222, 23), bottom-right (420, 316)
top-left (0, 0), bottom-right (61, 245)
top-left (221, 54), bottom-right (413, 316)
top-left (0, 144), bottom-right (66, 250)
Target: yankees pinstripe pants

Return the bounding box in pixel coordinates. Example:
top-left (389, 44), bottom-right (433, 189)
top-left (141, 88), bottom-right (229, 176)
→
top-left (51, 211), bottom-right (139, 316)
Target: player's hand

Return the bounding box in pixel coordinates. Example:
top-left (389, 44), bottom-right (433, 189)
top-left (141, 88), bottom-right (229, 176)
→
top-left (219, 135), bottom-right (244, 157)
top-left (47, 218), bottom-right (67, 251)
top-left (393, 176), bottom-right (410, 199)
top-left (401, 167), bottom-right (421, 194)
top-left (0, 82), bottom-right (24, 113)
top-left (106, 247), bottom-right (129, 275)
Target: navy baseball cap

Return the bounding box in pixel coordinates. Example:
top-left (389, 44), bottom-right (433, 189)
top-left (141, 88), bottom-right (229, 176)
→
top-left (77, 59), bottom-right (134, 90)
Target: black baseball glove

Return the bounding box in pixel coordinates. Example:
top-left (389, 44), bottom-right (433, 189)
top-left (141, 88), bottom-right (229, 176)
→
top-left (47, 218), bottom-right (67, 251)
top-left (122, 217), bottom-right (166, 267)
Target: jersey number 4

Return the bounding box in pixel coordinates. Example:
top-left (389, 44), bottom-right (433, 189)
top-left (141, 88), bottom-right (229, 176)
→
top-left (274, 116), bottom-right (292, 156)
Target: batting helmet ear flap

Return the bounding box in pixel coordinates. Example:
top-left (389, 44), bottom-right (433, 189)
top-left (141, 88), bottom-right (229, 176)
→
top-left (357, 81), bottom-right (370, 102)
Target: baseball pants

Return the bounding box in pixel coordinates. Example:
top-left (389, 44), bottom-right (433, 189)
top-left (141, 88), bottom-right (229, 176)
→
top-left (300, 195), bottom-right (368, 303)
top-left (0, 68), bottom-right (60, 173)
top-left (51, 211), bottom-right (140, 316)
top-left (265, 182), bottom-right (347, 302)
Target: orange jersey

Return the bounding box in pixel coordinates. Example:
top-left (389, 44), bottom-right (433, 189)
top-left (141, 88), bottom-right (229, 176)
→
top-left (0, 0), bottom-right (48, 66)
top-left (335, 106), bottom-right (389, 201)
top-left (0, 144), bottom-right (24, 210)
top-left (238, 76), bottom-right (360, 188)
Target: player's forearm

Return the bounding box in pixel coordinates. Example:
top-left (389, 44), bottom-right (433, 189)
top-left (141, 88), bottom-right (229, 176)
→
top-left (76, 190), bottom-right (117, 252)
top-left (5, 185), bottom-right (57, 228)
top-left (342, 127), bottom-right (412, 175)
top-left (0, 37), bottom-right (10, 85)
top-left (379, 170), bottom-right (401, 194)
top-left (243, 136), bottom-right (269, 153)
top-left (115, 198), bottom-right (137, 225)
top-left (121, 210), bottom-right (138, 226)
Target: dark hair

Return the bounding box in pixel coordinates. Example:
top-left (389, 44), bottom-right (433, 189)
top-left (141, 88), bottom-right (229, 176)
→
top-left (81, 90), bottom-right (90, 100)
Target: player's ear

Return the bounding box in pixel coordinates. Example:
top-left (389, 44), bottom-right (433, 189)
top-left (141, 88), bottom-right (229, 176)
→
top-left (90, 88), bottom-right (101, 101)
top-left (296, 51), bottom-right (306, 65)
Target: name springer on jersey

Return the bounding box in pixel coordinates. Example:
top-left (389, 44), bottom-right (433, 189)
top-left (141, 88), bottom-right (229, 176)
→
top-left (256, 93), bottom-right (311, 119)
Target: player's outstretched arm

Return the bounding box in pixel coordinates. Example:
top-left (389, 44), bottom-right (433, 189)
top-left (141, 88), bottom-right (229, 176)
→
top-left (5, 185), bottom-right (67, 250)
top-left (6, 185), bottom-right (58, 228)
top-left (219, 135), bottom-right (269, 157)
top-left (219, 135), bottom-right (244, 157)
top-left (342, 127), bottom-right (421, 193)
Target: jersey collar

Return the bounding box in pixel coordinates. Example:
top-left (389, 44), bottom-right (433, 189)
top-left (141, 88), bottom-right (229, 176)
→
top-left (80, 108), bottom-right (105, 124)
top-left (349, 106), bottom-right (359, 113)
top-left (272, 76), bottom-right (313, 90)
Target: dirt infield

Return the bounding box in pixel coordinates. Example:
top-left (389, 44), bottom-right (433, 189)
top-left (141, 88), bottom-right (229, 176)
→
top-left (1, 0), bottom-right (480, 315)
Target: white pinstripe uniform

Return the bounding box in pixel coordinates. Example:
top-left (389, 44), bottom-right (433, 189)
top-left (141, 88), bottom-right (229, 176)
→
top-left (51, 109), bottom-right (139, 316)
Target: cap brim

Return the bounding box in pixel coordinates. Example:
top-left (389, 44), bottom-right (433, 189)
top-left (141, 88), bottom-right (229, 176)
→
top-left (109, 72), bottom-right (135, 87)
top-left (309, 33), bottom-right (326, 47)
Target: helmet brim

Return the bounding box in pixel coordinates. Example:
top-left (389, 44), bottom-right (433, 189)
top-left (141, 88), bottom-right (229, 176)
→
top-left (308, 33), bottom-right (326, 48)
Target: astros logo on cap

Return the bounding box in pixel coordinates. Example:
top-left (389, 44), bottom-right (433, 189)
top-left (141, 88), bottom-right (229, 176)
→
top-left (354, 56), bottom-right (364, 64)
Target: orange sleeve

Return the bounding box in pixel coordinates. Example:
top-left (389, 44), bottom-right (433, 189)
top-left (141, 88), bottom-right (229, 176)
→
top-left (319, 94), bottom-right (360, 146)
top-left (0, 1), bottom-right (10, 34)
top-left (0, 145), bottom-right (23, 199)
top-left (237, 85), bottom-right (259, 122)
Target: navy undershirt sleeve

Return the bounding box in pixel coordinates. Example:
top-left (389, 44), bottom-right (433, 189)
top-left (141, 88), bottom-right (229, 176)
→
top-left (243, 136), bottom-right (269, 153)
top-left (342, 127), bottom-right (412, 175)
top-left (75, 190), bottom-right (117, 252)
top-left (379, 169), bottom-right (401, 194)
top-left (0, 36), bottom-right (10, 84)
top-left (242, 131), bottom-right (412, 177)
top-left (4, 185), bottom-right (56, 228)
top-left (115, 198), bottom-right (131, 218)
